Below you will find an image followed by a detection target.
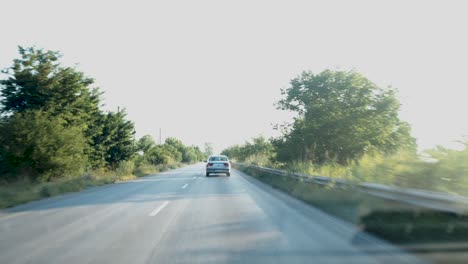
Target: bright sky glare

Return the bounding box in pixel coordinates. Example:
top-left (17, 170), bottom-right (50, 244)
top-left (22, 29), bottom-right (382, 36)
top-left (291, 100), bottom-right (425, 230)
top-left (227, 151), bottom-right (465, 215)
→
top-left (1, 0), bottom-right (467, 153)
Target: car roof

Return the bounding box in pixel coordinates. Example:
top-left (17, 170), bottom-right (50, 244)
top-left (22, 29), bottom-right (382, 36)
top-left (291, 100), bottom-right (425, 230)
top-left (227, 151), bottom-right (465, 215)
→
top-left (209, 155), bottom-right (228, 158)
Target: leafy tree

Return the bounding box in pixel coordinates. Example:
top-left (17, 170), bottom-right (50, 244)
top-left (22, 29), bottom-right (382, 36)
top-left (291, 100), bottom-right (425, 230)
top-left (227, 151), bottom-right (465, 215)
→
top-left (162, 143), bottom-right (183, 162)
top-left (0, 46), bottom-right (101, 127)
top-left (137, 135), bottom-right (156, 153)
top-left (221, 145), bottom-right (243, 160)
top-left (244, 136), bottom-right (275, 159)
top-left (135, 136), bottom-right (202, 165)
top-left (0, 110), bottom-right (87, 182)
top-left (92, 110), bottom-right (136, 168)
top-left (145, 144), bottom-right (182, 165)
top-left (0, 46), bottom-right (138, 170)
top-left (221, 136), bottom-right (275, 164)
top-left (163, 138), bottom-right (204, 163)
top-left (182, 146), bottom-right (205, 163)
top-left (145, 146), bottom-right (169, 165)
top-left (0, 46), bottom-right (105, 168)
top-left (276, 70), bottom-right (415, 165)
top-left (182, 148), bottom-right (198, 163)
top-left (165, 137), bottom-right (186, 154)
top-left (193, 146), bottom-right (205, 161)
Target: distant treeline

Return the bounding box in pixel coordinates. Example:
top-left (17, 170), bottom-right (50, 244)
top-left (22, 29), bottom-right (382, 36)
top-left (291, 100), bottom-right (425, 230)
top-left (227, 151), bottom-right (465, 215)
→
top-left (0, 47), bottom-right (205, 183)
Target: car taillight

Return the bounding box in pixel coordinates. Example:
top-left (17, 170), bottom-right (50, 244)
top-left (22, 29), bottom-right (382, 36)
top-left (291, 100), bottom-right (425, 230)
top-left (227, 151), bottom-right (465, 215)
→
top-left (207, 163), bottom-right (213, 167)
top-left (224, 163), bottom-right (229, 167)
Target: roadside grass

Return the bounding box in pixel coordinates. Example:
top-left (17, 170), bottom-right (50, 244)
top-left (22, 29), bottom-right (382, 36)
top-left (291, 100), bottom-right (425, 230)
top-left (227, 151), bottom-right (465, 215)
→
top-left (133, 163), bottom-right (158, 177)
top-left (0, 162), bottom-right (187, 209)
top-left (235, 164), bottom-right (468, 245)
top-left (241, 146), bottom-right (468, 196)
top-left (238, 165), bottom-right (407, 224)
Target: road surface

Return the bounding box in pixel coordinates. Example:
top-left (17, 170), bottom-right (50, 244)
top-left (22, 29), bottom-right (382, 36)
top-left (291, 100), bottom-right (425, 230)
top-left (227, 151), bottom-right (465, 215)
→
top-left (0, 163), bottom-right (424, 264)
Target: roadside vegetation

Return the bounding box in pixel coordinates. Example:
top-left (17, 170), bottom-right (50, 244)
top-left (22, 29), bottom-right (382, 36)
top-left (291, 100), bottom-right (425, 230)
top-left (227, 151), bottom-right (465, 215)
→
top-left (227, 142), bottom-right (468, 195)
top-left (0, 47), bottom-right (207, 209)
top-left (236, 164), bottom-right (468, 245)
top-left (222, 70), bottom-right (468, 195)
top-left (224, 69), bottom-right (468, 257)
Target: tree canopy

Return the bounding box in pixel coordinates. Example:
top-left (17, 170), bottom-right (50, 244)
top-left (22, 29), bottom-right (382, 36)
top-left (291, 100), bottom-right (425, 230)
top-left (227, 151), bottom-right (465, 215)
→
top-left (136, 135), bottom-right (204, 165)
top-left (222, 135), bottom-right (274, 163)
top-left (0, 46), bottom-right (101, 127)
top-left (275, 70), bottom-right (415, 164)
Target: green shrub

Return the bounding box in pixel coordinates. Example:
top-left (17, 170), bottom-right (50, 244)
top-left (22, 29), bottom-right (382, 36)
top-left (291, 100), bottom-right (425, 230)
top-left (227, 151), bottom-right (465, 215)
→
top-left (0, 110), bottom-right (87, 182)
top-left (133, 164), bottom-right (157, 177)
top-left (245, 144), bottom-right (468, 195)
top-left (115, 160), bottom-right (135, 177)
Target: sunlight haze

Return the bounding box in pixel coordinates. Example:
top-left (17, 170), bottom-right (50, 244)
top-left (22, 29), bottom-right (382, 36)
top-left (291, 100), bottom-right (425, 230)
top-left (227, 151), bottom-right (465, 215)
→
top-left (1, 0), bottom-right (467, 153)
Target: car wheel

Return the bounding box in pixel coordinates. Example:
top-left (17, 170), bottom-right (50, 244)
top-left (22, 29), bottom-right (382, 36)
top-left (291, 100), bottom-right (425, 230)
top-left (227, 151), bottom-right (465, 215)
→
top-left (206, 172), bottom-right (209, 177)
top-left (226, 172), bottom-right (231, 177)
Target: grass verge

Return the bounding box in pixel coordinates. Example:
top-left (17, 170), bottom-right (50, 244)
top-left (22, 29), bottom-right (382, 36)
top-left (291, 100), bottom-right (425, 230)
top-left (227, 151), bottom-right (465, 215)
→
top-left (241, 146), bottom-right (468, 196)
top-left (0, 162), bottom-right (187, 209)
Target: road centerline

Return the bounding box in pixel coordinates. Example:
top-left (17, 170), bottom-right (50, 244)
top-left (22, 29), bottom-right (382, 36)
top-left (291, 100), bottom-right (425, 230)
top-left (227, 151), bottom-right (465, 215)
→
top-left (148, 201), bottom-right (170, 217)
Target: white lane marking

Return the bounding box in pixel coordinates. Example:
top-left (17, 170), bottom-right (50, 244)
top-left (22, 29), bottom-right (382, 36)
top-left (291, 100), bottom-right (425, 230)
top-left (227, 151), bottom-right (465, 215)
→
top-left (137, 178), bottom-right (194, 182)
top-left (192, 176), bottom-right (196, 179)
top-left (148, 201), bottom-right (170, 217)
top-left (182, 183), bottom-right (189, 189)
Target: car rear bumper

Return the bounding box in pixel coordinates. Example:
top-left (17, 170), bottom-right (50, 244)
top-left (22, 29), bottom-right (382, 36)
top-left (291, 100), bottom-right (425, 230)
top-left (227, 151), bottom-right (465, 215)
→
top-left (206, 168), bottom-right (230, 173)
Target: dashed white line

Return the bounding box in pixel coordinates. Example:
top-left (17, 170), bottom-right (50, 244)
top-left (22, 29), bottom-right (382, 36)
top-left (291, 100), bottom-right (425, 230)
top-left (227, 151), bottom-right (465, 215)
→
top-left (182, 183), bottom-right (189, 189)
top-left (148, 201), bottom-right (169, 217)
top-left (192, 176), bottom-right (196, 179)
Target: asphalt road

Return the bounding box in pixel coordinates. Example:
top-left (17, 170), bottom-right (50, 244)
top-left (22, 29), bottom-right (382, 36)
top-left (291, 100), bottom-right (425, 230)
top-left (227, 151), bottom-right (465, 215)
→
top-left (0, 163), bottom-right (425, 264)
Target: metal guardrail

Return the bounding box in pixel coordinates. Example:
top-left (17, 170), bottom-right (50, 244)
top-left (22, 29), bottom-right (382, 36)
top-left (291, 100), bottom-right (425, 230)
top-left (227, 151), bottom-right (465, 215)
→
top-left (233, 162), bottom-right (468, 215)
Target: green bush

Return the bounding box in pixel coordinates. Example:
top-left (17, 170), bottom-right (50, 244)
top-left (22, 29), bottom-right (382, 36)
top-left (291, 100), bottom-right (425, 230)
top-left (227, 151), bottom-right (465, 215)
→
top-left (115, 160), bottom-right (135, 177)
top-left (133, 164), bottom-right (157, 177)
top-left (182, 148), bottom-right (198, 163)
top-left (0, 110), bottom-right (87, 182)
top-left (241, 144), bottom-right (468, 195)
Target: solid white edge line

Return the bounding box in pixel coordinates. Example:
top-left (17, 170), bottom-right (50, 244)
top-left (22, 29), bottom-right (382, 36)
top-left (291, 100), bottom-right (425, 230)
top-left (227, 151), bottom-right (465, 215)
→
top-left (148, 201), bottom-right (170, 217)
top-left (182, 183), bottom-right (189, 189)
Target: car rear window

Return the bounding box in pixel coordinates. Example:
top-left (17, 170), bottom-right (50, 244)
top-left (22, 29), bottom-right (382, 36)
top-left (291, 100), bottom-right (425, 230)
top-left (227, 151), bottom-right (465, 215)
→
top-left (209, 156), bottom-right (228, 161)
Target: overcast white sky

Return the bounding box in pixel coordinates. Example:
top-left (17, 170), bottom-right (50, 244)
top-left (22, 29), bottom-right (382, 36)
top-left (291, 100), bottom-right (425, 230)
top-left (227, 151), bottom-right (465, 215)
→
top-left (1, 0), bottom-right (467, 153)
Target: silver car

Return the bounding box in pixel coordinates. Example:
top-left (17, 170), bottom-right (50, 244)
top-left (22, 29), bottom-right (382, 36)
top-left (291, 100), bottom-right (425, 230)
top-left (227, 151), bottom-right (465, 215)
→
top-left (205, 155), bottom-right (231, 177)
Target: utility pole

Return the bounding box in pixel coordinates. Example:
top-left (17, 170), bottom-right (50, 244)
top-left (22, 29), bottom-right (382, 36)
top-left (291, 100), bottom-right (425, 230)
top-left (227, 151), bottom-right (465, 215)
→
top-left (159, 128), bottom-right (162, 144)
